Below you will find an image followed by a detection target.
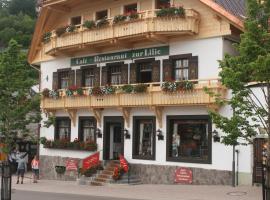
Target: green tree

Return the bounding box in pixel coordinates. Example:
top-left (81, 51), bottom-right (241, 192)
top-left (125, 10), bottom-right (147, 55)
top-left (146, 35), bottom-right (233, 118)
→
top-left (207, 0), bottom-right (270, 195)
top-left (8, 0), bottom-right (37, 18)
top-left (0, 39), bottom-right (40, 154)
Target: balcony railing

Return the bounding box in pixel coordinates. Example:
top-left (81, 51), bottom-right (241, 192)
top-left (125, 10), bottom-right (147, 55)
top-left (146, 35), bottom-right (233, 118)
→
top-left (43, 9), bottom-right (200, 55)
top-left (41, 79), bottom-right (226, 111)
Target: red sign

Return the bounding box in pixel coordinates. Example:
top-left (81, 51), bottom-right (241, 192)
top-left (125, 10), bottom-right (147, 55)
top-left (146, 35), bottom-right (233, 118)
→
top-left (66, 159), bottom-right (78, 171)
top-left (174, 167), bottom-right (193, 184)
top-left (83, 152), bottom-right (100, 170)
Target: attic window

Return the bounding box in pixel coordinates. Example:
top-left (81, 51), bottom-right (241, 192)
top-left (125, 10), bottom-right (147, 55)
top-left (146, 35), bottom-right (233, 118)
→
top-left (124, 4), bottom-right (137, 14)
top-left (71, 16), bottom-right (82, 26)
top-left (156, 0), bottom-right (170, 9)
top-left (96, 10), bottom-right (108, 20)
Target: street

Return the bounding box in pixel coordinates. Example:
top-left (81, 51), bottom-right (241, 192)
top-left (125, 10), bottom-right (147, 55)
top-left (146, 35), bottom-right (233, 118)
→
top-left (12, 190), bottom-right (143, 200)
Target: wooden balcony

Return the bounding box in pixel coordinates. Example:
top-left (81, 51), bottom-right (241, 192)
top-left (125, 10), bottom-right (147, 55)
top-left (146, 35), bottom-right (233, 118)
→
top-left (42, 79), bottom-right (226, 110)
top-left (43, 9), bottom-right (200, 55)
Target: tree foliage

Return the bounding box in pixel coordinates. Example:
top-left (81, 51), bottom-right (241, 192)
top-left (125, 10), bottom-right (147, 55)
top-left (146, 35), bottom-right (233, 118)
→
top-left (0, 40), bottom-right (40, 153)
top-left (0, 0), bottom-right (36, 49)
top-left (208, 0), bottom-right (270, 146)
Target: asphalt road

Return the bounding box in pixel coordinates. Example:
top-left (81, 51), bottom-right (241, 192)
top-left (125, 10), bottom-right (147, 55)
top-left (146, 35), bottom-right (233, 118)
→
top-left (12, 190), bottom-right (144, 200)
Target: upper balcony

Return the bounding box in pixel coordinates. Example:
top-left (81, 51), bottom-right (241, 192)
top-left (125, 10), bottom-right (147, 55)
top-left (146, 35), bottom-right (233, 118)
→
top-left (43, 9), bottom-right (200, 56)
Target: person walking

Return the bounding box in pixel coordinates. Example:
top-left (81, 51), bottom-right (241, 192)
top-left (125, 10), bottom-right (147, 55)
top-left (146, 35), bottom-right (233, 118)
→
top-left (31, 156), bottom-right (39, 183)
top-left (16, 153), bottom-right (27, 184)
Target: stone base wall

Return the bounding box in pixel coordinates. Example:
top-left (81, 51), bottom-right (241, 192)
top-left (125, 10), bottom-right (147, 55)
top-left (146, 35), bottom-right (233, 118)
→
top-left (40, 155), bottom-right (81, 181)
top-left (130, 164), bottom-right (232, 185)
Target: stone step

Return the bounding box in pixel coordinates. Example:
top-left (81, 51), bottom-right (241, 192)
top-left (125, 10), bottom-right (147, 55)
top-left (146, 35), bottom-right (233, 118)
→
top-left (98, 174), bottom-right (112, 179)
top-left (90, 181), bottom-right (105, 186)
top-left (94, 177), bottom-right (110, 182)
top-left (102, 170), bottom-right (114, 175)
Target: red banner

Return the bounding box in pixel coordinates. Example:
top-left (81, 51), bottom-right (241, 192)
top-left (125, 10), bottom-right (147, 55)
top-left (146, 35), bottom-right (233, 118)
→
top-left (119, 155), bottom-right (129, 172)
top-left (83, 152), bottom-right (100, 170)
top-left (174, 167), bottom-right (193, 184)
top-left (66, 159), bottom-right (78, 171)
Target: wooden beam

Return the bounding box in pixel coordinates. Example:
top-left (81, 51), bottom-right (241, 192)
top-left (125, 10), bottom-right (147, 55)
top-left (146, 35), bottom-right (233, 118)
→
top-left (111, 39), bottom-right (133, 49)
top-left (48, 5), bottom-right (71, 13)
top-left (146, 34), bottom-right (168, 44)
top-left (151, 106), bottom-right (163, 128)
top-left (92, 109), bottom-right (103, 128)
top-left (66, 109), bottom-right (77, 127)
top-left (121, 108), bottom-right (131, 128)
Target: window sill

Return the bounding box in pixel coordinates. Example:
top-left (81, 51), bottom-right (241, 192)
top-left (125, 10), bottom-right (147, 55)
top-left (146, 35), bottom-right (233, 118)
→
top-left (132, 155), bottom-right (156, 161)
top-left (43, 146), bottom-right (97, 152)
top-left (166, 157), bottom-right (211, 164)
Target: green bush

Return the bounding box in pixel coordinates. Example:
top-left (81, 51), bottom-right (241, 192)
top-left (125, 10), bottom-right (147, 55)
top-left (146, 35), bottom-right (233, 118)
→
top-left (66, 24), bottom-right (76, 33)
top-left (43, 32), bottom-right (52, 43)
top-left (134, 84), bottom-right (148, 93)
top-left (156, 7), bottom-right (185, 18)
top-left (121, 85), bottom-right (134, 93)
top-left (55, 26), bottom-right (67, 37)
top-left (96, 18), bottom-right (109, 28)
top-left (113, 15), bottom-right (127, 24)
top-left (83, 20), bottom-right (96, 29)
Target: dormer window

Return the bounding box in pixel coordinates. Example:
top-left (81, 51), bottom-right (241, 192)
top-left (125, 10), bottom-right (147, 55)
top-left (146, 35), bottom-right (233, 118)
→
top-left (124, 3), bottom-right (137, 15)
top-left (71, 16), bottom-right (82, 26)
top-left (156, 0), bottom-right (170, 9)
top-left (96, 10), bottom-right (108, 20)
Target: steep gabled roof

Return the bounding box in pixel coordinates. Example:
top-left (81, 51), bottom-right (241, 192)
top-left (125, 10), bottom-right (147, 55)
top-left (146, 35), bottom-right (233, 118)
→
top-left (215, 0), bottom-right (246, 19)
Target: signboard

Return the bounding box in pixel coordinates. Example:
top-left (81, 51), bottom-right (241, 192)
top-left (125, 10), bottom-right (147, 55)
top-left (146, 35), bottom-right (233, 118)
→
top-left (82, 152), bottom-right (100, 170)
top-left (66, 159), bottom-right (78, 171)
top-left (71, 46), bottom-right (169, 66)
top-left (174, 167), bottom-right (193, 184)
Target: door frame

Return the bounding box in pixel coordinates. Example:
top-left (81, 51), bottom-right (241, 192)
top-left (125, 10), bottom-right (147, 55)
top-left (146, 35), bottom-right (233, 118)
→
top-left (253, 137), bottom-right (267, 184)
top-left (103, 116), bottom-right (124, 160)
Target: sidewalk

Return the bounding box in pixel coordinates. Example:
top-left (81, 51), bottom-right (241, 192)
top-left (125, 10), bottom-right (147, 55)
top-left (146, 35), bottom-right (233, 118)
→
top-left (11, 175), bottom-right (261, 200)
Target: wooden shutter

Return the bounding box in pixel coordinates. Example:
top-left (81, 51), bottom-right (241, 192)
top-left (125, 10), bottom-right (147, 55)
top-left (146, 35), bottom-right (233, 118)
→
top-left (93, 65), bottom-right (100, 86)
top-left (76, 69), bottom-right (83, 87)
top-left (152, 60), bottom-right (160, 82)
top-left (101, 66), bottom-right (108, 86)
top-left (121, 64), bottom-right (128, 84)
top-left (189, 56), bottom-right (198, 80)
top-left (69, 70), bottom-right (75, 87)
top-left (130, 63), bottom-right (137, 84)
top-left (163, 59), bottom-right (173, 81)
top-left (52, 72), bottom-right (59, 90)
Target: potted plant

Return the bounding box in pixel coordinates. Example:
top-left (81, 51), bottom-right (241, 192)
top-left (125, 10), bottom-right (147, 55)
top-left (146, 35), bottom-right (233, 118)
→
top-left (96, 18), bottom-right (109, 28)
top-left (66, 85), bottom-right (78, 97)
top-left (183, 81), bottom-right (194, 90)
top-left (83, 20), bottom-right (96, 29)
top-left (91, 86), bottom-right (104, 96)
top-left (49, 90), bottom-right (60, 99)
top-left (103, 85), bottom-right (116, 95)
top-left (162, 81), bottom-right (178, 93)
top-left (126, 11), bottom-right (139, 21)
top-left (76, 88), bottom-right (84, 96)
top-left (55, 166), bottom-right (66, 175)
top-left (55, 26), bottom-right (67, 37)
top-left (113, 14), bottom-right (127, 24)
top-left (66, 24), bottom-right (76, 33)
top-left (156, 6), bottom-right (185, 18)
top-left (133, 84), bottom-right (148, 93)
top-left (42, 88), bottom-right (50, 97)
top-left (43, 32), bottom-right (52, 43)
top-left (121, 84), bottom-right (134, 93)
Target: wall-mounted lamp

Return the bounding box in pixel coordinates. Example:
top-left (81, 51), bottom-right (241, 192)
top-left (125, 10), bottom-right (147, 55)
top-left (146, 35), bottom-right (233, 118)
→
top-left (123, 129), bottom-right (130, 139)
top-left (156, 129), bottom-right (164, 141)
top-left (96, 128), bottom-right (102, 138)
top-left (213, 130), bottom-right (220, 142)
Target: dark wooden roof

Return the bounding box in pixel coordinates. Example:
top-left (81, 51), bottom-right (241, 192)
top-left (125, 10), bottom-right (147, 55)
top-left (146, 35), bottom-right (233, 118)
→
top-left (215, 0), bottom-right (246, 19)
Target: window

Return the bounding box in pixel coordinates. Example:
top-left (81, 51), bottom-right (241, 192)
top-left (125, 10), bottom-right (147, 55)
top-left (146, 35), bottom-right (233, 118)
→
top-left (79, 117), bottom-right (96, 142)
top-left (71, 16), bottom-right (82, 26)
top-left (83, 68), bottom-right (95, 87)
top-left (55, 118), bottom-right (71, 141)
top-left (59, 71), bottom-right (69, 89)
top-left (133, 117), bottom-right (156, 160)
top-left (156, 0), bottom-right (170, 9)
top-left (167, 116), bottom-right (212, 164)
top-left (174, 59), bottom-right (189, 81)
top-left (109, 66), bottom-right (121, 85)
top-left (137, 62), bottom-right (152, 83)
top-left (96, 10), bottom-right (108, 20)
top-left (124, 3), bottom-right (137, 14)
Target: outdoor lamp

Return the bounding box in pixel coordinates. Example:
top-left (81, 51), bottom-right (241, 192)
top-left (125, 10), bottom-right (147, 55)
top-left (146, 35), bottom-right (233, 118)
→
top-left (156, 129), bottom-right (164, 141)
top-left (96, 128), bottom-right (102, 138)
top-left (213, 130), bottom-right (220, 142)
top-left (123, 129), bottom-right (130, 139)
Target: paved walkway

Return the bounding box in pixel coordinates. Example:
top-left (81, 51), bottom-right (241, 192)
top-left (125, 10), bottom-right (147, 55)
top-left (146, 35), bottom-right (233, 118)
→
top-left (11, 175), bottom-right (261, 200)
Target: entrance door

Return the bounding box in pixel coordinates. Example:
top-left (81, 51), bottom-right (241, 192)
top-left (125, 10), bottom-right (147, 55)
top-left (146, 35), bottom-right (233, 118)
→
top-left (103, 117), bottom-right (124, 160)
top-left (253, 138), bottom-right (266, 184)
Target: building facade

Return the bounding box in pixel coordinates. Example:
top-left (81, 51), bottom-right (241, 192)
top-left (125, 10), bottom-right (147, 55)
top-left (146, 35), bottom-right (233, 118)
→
top-left (29, 0), bottom-right (254, 185)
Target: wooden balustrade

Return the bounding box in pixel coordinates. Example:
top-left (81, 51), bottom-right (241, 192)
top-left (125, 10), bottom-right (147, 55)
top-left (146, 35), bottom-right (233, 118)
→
top-left (43, 9), bottom-right (200, 55)
top-left (41, 80), bottom-right (226, 111)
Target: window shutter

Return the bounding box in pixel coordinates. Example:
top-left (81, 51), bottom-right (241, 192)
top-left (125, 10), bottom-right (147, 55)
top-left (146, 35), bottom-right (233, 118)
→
top-left (130, 63), bottom-right (137, 84)
top-left (189, 56), bottom-right (198, 80)
top-left (121, 64), bottom-right (128, 84)
top-left (101, 66), bottom-right (108, 86)
top-left (69, 70), bottom-right (75, 87)
top-left (152, 60), bottom-right (160, 82)
top-left (93, 65), bottom-right (100, 86)
top-left (163, 59), bottom-right (173, 81)
top-left (52, 72), bottom-right (59, 90)
top-left (76, 69), bottom-right (83, 87)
